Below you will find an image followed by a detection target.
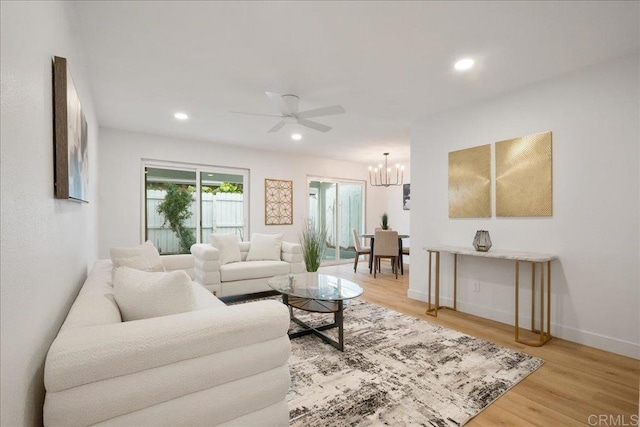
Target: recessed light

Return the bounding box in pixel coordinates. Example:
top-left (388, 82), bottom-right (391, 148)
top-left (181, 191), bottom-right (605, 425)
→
top-left (174, 112), bottom-right (189, 120)
top-left (454, 58), bottom-right (474, 71)
top-left (291, 133), bottom-right (302, 141)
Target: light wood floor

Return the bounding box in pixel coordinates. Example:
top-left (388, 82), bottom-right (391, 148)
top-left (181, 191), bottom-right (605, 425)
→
top-left (319, 261), bottom-right (639, 426)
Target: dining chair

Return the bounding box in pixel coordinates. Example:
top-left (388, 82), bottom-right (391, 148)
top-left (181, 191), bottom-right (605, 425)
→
top-left (400, 245), bottom-right (409, 275)
top-left (373, 230), bottom-right (399, 279)
top-left (351, 229), bottom-right (371, 273)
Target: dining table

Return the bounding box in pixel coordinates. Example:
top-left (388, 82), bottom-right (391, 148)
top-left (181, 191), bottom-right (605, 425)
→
top-left (361, 233), bottom-right (409, 275)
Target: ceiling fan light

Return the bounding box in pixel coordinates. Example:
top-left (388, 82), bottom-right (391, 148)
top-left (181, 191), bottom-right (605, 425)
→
top-left (174, 112), bottom-right (188, 120)
top-left (291, 133), bottom-right (302, 141)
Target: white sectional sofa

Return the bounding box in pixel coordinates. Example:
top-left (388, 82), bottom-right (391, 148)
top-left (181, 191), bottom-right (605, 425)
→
top-left (43, 255), bottom-right (291, 426)
top-left (191, 241), bottom-right (306, 297)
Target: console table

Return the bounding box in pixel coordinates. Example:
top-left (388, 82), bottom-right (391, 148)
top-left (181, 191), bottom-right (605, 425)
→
top-left (424, 245), bottom-right (558, 347)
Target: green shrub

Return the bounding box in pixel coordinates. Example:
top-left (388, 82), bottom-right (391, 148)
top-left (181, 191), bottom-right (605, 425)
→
top-left (156, 183), bottom-right (196, 254)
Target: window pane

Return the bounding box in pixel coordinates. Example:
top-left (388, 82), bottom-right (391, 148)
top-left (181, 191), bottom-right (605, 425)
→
top-left (201, 172), bottom-right (245, 243)
top-left (145, 167), bottom-right (197, 254)
top-left (309, 181), bottom-right (337, 261)
top-left (338, 183), bottom-right (363, 260)
top-left (309, 179), bottom-right (365, 264)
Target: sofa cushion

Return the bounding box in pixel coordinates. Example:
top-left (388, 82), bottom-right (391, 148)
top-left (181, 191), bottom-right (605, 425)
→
top-left (191, 281), bottom-right (226, 310)
top-left (211, 233), bottom-right (242, 265)
top-left (110, 241), bottom-right (165, 272)
top-left (114, 267), bottom-right (197, 321)
top-left (245, 233), bottom-right (283, 261)
top-left (220, 261), bottom-right (290, 282)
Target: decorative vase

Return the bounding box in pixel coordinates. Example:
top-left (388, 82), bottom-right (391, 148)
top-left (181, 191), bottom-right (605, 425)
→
top-left (473, 230), bottom-right (492, 252)
top-left (306, 271), bottom-right (319, 284)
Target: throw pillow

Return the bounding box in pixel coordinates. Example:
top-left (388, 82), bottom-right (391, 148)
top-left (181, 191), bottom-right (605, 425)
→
top-left (245, 233), bottom-right (284, 261)
top-left (113, 267), bottom-right (196, 321)
top-left (210, 233), bottom-right (241, 265)
top-left (110, 241), bottom-right (165, 272)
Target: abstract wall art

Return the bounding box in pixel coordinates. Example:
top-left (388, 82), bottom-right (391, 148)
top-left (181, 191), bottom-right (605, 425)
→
top-left (53, 56), bottom-right (89, 202)
top-left (403, 183), bottom-right (410, 210)
top-left (448, 144), bottom-right (491, 218)
top-left (495, 131), bottom-right (552, 217)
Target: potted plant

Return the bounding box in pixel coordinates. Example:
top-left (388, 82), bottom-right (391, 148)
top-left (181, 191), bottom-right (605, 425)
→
top-left (300, 219), bottom-right (328, 272)
top-left (381, 212), bottom-right (390, 230)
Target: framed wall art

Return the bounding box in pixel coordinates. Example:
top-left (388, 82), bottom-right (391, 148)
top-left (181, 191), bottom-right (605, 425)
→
top-left (495, 131), bottom-right (552, 217)
top-left (403, 183), bottom-right (410, 210)
top-left (265, 179), bottom-right (293, 225)
top-left (448, 144), bottom-right (491, 218)
top-left (53, 56), bottom-right (89, 202)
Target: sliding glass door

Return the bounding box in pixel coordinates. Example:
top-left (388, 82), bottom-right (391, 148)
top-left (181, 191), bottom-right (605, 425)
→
top-left (144, 162), bottom-right (249, 254)
top-left (308, 178), bottom-right (365, 264)
top-left (200, 171), bottom-right (246, 243)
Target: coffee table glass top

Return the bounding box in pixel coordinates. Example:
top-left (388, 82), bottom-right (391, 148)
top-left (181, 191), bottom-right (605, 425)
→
top-left (268, 274), bottom-right (363, 301)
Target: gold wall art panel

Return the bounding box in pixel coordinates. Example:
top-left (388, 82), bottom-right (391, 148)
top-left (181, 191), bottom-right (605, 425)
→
top-left (448, 144), bottom-right (491, 218)
top-left (495, 131), bottom-right (552, 217)
top-left (265, 179), bottom-right (293, 225)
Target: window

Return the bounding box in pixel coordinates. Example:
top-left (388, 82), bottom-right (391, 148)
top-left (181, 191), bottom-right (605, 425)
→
top-left (143, 162), bottom-right (249, 254)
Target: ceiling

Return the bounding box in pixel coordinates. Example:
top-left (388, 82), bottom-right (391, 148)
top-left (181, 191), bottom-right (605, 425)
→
top-left (70, 1), bottom-right (639, 165)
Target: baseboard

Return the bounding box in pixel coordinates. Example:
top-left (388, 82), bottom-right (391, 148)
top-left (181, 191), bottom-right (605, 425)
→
top-left (406, 289), bottom-right (639, 359)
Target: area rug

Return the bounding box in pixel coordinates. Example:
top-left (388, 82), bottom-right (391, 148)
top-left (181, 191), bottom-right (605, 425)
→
top-left (282, 298), bottom-right (544, 426)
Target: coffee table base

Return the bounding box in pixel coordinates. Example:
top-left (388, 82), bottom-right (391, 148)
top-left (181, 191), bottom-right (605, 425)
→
top-left (284, 295), bottom-right (345, 351)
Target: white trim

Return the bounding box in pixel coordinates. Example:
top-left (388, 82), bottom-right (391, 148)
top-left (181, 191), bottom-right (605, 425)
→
top-left (406, 290), bottom-right (640, 359)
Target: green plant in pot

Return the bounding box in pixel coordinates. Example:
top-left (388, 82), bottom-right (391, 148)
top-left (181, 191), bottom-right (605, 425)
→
top-left (381, 212), bottom-right (390, 230)
top-left (156, 183), bottom-right (196, 254)
top-left (300, 219), bottom-right (328, 272)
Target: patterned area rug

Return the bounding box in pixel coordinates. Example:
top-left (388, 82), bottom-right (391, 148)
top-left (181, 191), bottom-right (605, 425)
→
top-left (283, 298), bottom-right (544, 426)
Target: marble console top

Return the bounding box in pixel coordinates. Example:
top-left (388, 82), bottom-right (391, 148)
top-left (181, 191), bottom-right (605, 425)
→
top-left (425, 245), bottom-right (558, 262)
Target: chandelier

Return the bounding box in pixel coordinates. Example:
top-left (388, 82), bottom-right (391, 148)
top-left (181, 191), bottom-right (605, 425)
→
top-left (368, 153), bottom-right (404, 187)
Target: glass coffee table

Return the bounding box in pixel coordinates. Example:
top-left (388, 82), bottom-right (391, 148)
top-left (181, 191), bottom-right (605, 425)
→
top-left (268, 273), bottom-right (363, 351)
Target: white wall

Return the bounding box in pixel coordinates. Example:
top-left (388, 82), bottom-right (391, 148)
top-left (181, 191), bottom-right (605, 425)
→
top-left (409, 54), bottom-right (639, 358)
top-left (98, 128), bottom-right (388, 258)
top-left (0, 2), bottom-right (99, 426)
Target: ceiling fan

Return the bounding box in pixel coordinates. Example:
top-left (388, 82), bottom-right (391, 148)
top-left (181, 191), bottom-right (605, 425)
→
top-left (230, 92), bottom-right (345, 133)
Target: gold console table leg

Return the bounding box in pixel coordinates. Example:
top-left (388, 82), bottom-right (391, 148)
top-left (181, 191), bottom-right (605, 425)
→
top-left (425, 250), bottom-right (457, 317)
top-left (425, 251), bottom-right (439, 316)
top-left (515, 260), bottom-right (552, 346)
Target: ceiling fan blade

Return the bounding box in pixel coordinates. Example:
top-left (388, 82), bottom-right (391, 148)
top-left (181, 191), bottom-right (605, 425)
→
top-left (297, 105), bottom-right (346, 119)
top-left (229, 111), bottom-right (282, 118)
top-left (268, 120), bottom-right (287, 133)
top-left (265, 91), bottom-right (291, 115)
top-left (297, 118), bottom-right (331, 133)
